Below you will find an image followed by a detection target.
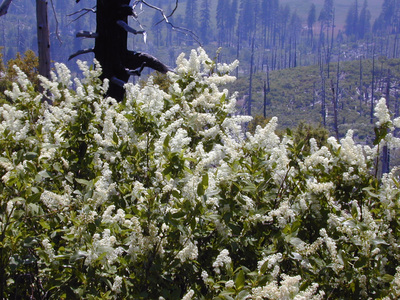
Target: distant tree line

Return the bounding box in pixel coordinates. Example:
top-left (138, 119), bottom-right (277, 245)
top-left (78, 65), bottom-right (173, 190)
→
top-left (159, 0), bottom-right (399, 71)
top-left (0, 0), bottom-right (399, 75)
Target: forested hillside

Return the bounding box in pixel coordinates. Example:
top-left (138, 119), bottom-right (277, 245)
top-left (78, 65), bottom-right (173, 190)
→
top-left (1, 0), bottom-right (399, 137)
top-left (1, 0), bottom-right (399, 71)
top-left (232, 57), bottom-right (400, 142)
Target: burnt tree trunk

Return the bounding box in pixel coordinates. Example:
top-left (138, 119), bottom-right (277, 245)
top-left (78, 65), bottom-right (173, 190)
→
top-left (72, 0), bottom-right (171, 101)
top-left (248, 36), bottom-right (255, 116)
top-left (36, 0), bottom-right (51, 80)
top-left (95, 0), bottom-right (130, 101)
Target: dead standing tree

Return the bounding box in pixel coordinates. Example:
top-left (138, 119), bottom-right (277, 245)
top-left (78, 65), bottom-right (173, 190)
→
top-left (1, 0), bottom-right (51, 81)
top-left (36, 0), bottom-right (51, 80)
top-left (70, 0), bottom-right (174, 101)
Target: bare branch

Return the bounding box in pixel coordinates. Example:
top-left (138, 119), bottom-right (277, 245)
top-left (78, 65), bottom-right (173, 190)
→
top-left (50, 0), bottom-right (62, 43)
top-left (125, 64), bottom-right (146, 76)
top-left (110, 76), bottom-right (126, 88)
top-left (76, 31), bottom-right (98, 38)
top-left (137, 0), bottom-right (201, 46)
top-left (116, 20), bottom-right (145, 35)
top-left (67, 6), bottom-right (96, 22)
top-left (125, 51), bottom-right (172, 74)
top-left (0, 0), bottom-right (13, 17)
top-left (68, 48), bottom-right (94, 60)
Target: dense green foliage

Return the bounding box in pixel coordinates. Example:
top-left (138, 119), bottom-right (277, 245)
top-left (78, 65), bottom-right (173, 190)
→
top-left (1, 49), bottom-right (400, 299)
top-left (0, 49), bottom-right (39, 102)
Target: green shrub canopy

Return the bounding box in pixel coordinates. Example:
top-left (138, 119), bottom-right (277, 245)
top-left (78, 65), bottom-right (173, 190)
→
top-left (1, 48), bottom-right (400, 299)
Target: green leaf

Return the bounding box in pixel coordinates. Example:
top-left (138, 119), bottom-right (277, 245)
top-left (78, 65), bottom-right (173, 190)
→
top-left (40, 220), bottom-right (51, 230)
top-left (197, 173), bottom-right (209, 196)
top-left (75, 178), bottom-right (92, 186)
top-left (337, 250), bottom-right (346, 265)
top-left (235, 269), bottom-right (245, 290)
top-left (38, 170), bottom-right (52, 178)
top-left (220, 93), bottom-right (226, 104)
top-left (237, 290), bottom-right (250, 300)
top-left (70, 251), bottom-right (87, 263)
top-left (163, 135), bottom-right (171, 150)
top-left (113, 131), bottom-right (119, 145)
top-left (372, 238), bottom-right (389, 246)
top-left (23, 237), bottom-right (38, 248)
top-left (197, 183), bottom-right (205, 196)
top-left (382, 274), bottom-right (394, 283)
top-left (289, 237), bottom-right (304, 247)
top-left (11, 197), bottom-right (25, 204)
top-left (172, 190), bottom-right (180, 198)
top-left (202, 172), bottom-right (209, 187)
top-left (260, 260), bottom-right (269, 275)
top-left (351, 201), bottom-right (359, 218)
top-left (172, 211), bottom-right (186, 219)
top-left (242, 183), bottom-right (256, 193)
top-left (25, 152), bottom-right (38, 160)
top-left (354, 256), bottom-right (368, 268)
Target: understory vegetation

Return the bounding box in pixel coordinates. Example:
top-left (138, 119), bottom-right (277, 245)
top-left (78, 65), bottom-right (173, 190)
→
top-left (1, 49), bottom-right (400, 299)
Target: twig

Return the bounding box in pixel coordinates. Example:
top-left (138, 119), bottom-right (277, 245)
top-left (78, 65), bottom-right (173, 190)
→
top-left (67, 6), bottom-right (96, 22)
top-left (50, 0), bottom-right (62, 44)
top-left (138, 0), bottom-right (201, 46)
top-left (117, 20), bottom-right (145, 35)
top-left (68, 48), bottom-right (94, 60)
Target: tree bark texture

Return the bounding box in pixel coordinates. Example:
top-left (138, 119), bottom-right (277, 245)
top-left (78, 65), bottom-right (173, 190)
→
top-left (0, 0), bottom-right (13, 17)
top-left (36, 0), bottom-right (51, 80)
top-left (72, 0), bottom-right (171, 101)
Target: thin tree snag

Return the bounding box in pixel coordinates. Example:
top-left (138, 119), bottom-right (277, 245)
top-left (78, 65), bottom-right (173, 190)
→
top-left (71, 0), bottom-right (172, 101)
top-left (0, 0), bottom-right (13, 17)
top-left (36, 0), bottom-right (51, 80)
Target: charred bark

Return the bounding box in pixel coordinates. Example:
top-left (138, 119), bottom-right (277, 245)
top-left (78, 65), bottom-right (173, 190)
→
top-left (71, 0), bottom-right (171, 101)
top-left (0, 0), bottom-right (13, 17)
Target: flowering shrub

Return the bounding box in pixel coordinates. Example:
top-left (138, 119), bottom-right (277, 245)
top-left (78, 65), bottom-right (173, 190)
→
top-left (1, 48), bottom-right (400, 299)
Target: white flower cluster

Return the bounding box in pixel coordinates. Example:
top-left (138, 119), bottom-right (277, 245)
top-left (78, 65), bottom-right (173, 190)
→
top-left (111, 275), bottom-right (123, 294)
top-left (102, 205), bottom-right (126, 225)
top-left (373, 98), bottom-right (400, 149)
top-left (306, 178), bottom-right (334, 195)
top-left (41, 190), bottom-right (71, 210)
top-left (212, 249), bottom-right (232, 274)
top-left (246, 117), bottom-right (280, 151)
top-left (302, 142), bottom-right (332, 173)
top-left (181, 289), bottom-right (195, 300)
top-left (319, 228), bottom-right (343, 273)
top-left (91, 162), bottom-right (117, 207)
top-left (85, 229), bottom-right (124, 266)
top-left (265, 200), bottom-right (296, 228)
top-left (0, 102), bottom-right (29, 141)
top-left (258, 253), bottom-right (282, 278)
top-left (251, 274), bottom-right (324, 300)
top-left (338, 130), bottom-right (368, 170)
top-left (41, 238), bottom-right (56, 262)
top-left (374, 98), bottom-right (391, 127)
top-left (380, 167), bottom-right (400, 221)
top-left (126, 219), bottom-right (166, 261)
top-left (176, 240), bottom-right (198, 263)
